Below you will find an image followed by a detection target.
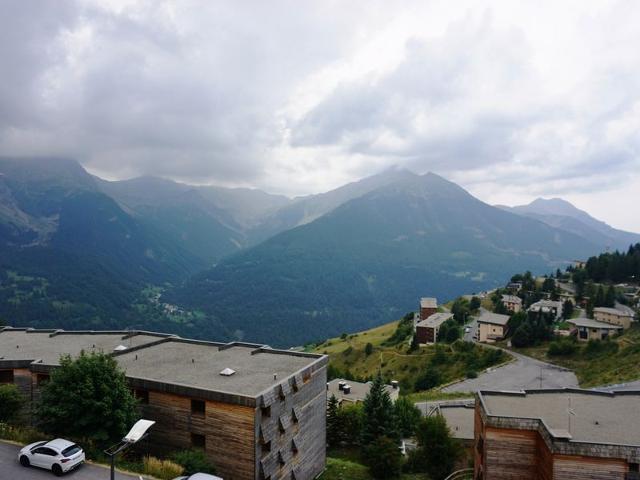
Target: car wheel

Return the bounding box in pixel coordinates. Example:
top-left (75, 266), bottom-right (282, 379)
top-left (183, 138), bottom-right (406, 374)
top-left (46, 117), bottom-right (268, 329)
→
top-left (52, 464), bottom-right (63, 476)
top-left (19, 455), bottom-right (30, 467)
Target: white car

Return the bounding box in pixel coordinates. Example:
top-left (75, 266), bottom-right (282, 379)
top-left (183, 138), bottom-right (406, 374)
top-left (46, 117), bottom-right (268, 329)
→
top-left (173, 473), bottom-right (223, 480)
top-left (19, 438), bottom-right (85, 476)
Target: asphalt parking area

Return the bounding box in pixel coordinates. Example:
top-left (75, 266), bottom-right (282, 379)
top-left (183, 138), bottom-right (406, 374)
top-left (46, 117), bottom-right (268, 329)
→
top-left (0, 442), bottom-right (146, 480)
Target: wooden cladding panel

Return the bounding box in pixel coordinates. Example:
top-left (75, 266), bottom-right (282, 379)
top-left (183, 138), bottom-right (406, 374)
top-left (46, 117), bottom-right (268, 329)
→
top-left (485, 427), bottom-right (538, 480)
top-left (553, 455), bottom-right (628, 480)
top-left (140, 390), bottom-right (255, 480)
top-left (537, 434), bottom-right (553, 480)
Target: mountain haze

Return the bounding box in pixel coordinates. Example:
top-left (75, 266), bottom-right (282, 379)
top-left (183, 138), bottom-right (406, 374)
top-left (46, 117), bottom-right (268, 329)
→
top-left (498, 198), bottom-right (640, 252)
top-left (170, 173), bottom-right (601, 346)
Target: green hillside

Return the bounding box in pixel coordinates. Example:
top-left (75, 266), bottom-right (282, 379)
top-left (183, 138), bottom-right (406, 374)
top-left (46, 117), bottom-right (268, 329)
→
top-left (310, 317), bottom-right (509, 394)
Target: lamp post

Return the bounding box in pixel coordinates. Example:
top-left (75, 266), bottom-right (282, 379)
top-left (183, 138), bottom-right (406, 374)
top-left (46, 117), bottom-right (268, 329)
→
top-left (104, 419), bottom-right (155, 480)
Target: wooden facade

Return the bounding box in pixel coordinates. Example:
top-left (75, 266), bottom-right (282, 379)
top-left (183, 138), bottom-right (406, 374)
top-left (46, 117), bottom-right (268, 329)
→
top-left (474, 394), bottom-right (640, 480)
top-left (0, 329), bottom-right (327, 480)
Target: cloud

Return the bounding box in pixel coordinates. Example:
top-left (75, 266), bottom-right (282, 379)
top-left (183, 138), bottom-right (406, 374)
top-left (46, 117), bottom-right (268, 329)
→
top-left (0, 0), bottom-right (639, 230)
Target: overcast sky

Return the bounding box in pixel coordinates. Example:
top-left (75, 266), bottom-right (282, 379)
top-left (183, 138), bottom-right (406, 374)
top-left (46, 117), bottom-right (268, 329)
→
top-left (1, 0), bottom-right (639, 231)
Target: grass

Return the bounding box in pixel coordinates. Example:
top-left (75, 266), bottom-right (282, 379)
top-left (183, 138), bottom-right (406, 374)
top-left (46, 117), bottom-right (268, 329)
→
top-left (508, 326), bottom-right (640, 388)
top-left (320, 452), bottom-right (427, 480)
top-left (404, 390), bottom-right (475, 403)
top-left (312, 319), bottom-right (507, 393)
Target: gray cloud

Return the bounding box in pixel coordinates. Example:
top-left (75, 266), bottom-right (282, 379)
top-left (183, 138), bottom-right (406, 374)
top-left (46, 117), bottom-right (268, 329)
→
top-left (0, 0), bottom-right (639, 231)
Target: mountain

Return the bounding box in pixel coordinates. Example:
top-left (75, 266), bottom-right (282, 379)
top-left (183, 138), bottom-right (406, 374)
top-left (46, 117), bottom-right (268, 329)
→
top-left (169, 173), bottom-right (602, 347)
top-left (497, 198), bottom-right (640, 252)
top-left (0, 157), bottom-right (202, 329)
top-left (247, 167), bottom-right (417, 244)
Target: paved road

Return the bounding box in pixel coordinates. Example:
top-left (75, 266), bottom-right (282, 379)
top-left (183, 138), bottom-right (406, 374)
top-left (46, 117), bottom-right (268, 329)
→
top-left (443, 349), bottom-right (579, 393)
top-left (463, 319), bottom-right (477, 342)
top-left (0, 442), bottom-right (146, 480)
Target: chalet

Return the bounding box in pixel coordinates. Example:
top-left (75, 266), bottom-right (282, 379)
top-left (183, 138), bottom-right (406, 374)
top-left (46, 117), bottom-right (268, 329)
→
top-left (474, 389), bottom-right (640, 479)
top-left (477, 312), bottom-right (510, 343)
top-left (419, 297), bottom-right (438, 320)
top-left (415, 312), bottom-right (453, 344)
top-left (501, 295), bottom-right (522, 313)
top-left (506, 282), bottom-right (523, 293)
top-left (568, 317), bottom-right (624, 342)
top-left (0, 327), bottom-right (327, 480)
top-left (326, 378), bottom-right (399, 406)
top-left (528, 300), bottom-right (563, 320)
top-left (594, 307), bottom-right (635, 330)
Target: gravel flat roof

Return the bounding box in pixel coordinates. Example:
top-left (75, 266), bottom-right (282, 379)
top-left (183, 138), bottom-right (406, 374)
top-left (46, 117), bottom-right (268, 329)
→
top-left (0, 329), bottom-right (164, 365)
top-left (116, 339), bottom-right (321, 397)
top-left (480, 389), bottom-right (640, 446)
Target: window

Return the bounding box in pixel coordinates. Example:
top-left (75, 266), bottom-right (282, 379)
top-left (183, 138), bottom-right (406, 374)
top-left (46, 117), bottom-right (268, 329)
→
top-left (191, 399), bottom-right (205, 416)
top-left (261, 405), bottom-right (271, 417)
top-left (476, 436), bottom-right (484, 455)
top-left (262, 441), bottom-right (271, 455)
top-left (36, 374), bottom-right (49, 386)
top-left (630, 463), bottom-right (639, 472)
top-left (33, 447), bottom-right (57, 456)
top-left (62, 445), bottom-right (81, 457)
top-left (0, 370), bottom-right (14, 383)
top-left (191, 433), bottom-right (205, 449)
top-left (302, 372), bottom-right (311, 384)
top-left (135, 389), bottom-right (149, 405)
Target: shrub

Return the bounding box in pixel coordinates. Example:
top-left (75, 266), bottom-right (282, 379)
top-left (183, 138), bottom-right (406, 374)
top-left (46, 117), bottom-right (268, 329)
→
top-left (365, 343), bottom-right (374, 356)
top-left (465, 370), bottom-right (478, 379)
top-left (143, 456), bottom-right (184, 480)
top-left (0, 423), bottom-right (43, 444)
top-left (547, 339), bottom-right (577, 356)
top-left (171, 449), bottom-right (216, 476)
top-left (584, 339), bottom-right (619, 358)
top-left (0, 384), bottom-right (24, 423)
top-left (414, 368), bottom-right (442, 391)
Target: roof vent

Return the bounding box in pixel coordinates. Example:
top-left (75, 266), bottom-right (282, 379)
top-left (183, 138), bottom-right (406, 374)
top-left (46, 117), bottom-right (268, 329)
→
top-left (113, 345), bottom-right (127, 352)
top-left (220, 368), bottom-right (236, 376)
top-left (343, 385), bottom-right (351, 394)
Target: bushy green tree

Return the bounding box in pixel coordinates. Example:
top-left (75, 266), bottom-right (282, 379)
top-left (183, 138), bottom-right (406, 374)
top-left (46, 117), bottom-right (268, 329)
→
top-left (0, 384), bottom-right (24, 423)
top-left (327, 394), bottom-right (342, 448)
top-left (562, 299), bottom-right (574, 319)
top-left (365, 436), bottom-right (402, 479)
top-left (414, 368), bottom-right (442, 391)
top-left (37, 352), bottom-right (138, 445)
top-left (361, 373), bottom-right (398, 446)
top-left (469, 296), bottom-right (481, 312)
top-left (339, 403), bottom-right (364, 445)
top-left (394, 396), bottom-right (422, 438)
top-left (511, 323), bottom-right (533, 348)
top-left (406, 415), bottom-right (459, 480)
top-left (365, 342), bottom-right (374, 356)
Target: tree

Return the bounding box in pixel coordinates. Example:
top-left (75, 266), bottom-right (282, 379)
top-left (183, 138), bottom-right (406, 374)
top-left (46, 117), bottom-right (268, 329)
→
top-left (469, 296), bottom-right (481, 312)
top-left (406, 415), bottom-right (459, 480)
top-left (408, 333), bottom-right (419, 353)
top-left (394, 396), bottom-right (422, 438)
top-left (338, 403), bottom-right (363, 445)
top-left (562, 299), bottom-right (574, 320)
top-left (365, 436), bottom-right (402, 479)
top-left (365, 342), bottom-right (374, 356)
top-left (361, 373), bottom-right (398, 446)
top-left (327, 394), bottom-right (342, 448)
top-left (511, 322), bottom-right (533, 348)
top-left (604, 286), bottom-right (616, 308)
top-left (0, 384), bottom-right (24, 423)
top-left (37, 352), bottom-right (138, 445)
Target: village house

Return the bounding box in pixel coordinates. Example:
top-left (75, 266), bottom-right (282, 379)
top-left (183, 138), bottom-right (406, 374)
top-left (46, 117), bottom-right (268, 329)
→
top-left (419, 297), bottom-right (438, 320)
top-left (501, 294), bottom-right (522, 313)
top-left (326, 378), bottom-right (399, 406)
top-left (528, 299), bottom-right (563, 320)
top-left (477, 312), bottom-right (510, 343)
top-left (594, 307), bottom-right (635, 330)
top-left (474, 388), bottom-right (640, 479)
top-left (568, 317), bottom-right (623, 342)
top-left (415, 312), bottom-right (453, 344)
top-left (0, 327), bottom-right (327, 480)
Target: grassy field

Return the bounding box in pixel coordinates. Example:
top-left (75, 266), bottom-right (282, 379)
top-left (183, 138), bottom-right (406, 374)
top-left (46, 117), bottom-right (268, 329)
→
top-left (311, 319), bottom-right (507, 393)
top-left (319, 457), bottom-right (427, 480)
top-left (510, 325), bottom-right (640, 388)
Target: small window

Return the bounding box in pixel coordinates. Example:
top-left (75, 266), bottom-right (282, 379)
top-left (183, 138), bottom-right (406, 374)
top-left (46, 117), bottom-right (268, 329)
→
top-left (262, 441), bottom-right (271, 455)
top-left (302, 372), bottom-right (311, 384)
top-left (191, 399), bottom-right (205, 416)
top-left (630, 463), bottom-right (639, 472)
top-left (0, 370), bottom-right (14, 383)
top-left (261, 405), bottom-right (271, 417)
top-left (191, 433), bottom-right (205, 449)
top-left (135, 389), bottom-right (149, 405)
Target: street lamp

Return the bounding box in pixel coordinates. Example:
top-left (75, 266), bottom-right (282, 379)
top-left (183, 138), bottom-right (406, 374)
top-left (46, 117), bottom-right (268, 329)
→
top-left (104, 419), bottom-right (155, 480)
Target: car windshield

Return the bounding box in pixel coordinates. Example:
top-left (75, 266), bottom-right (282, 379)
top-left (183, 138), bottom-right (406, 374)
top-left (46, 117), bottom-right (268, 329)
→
top-left (61, 445), bottom-right (81, 457)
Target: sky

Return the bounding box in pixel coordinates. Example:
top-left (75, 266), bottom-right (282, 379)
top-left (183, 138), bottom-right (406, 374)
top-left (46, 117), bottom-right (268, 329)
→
top-left (1, 0), bottom-right (639, 231)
